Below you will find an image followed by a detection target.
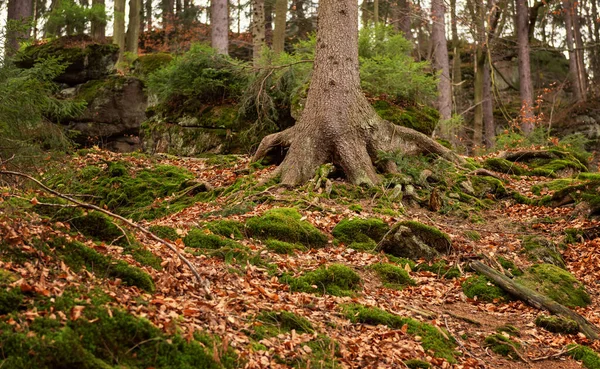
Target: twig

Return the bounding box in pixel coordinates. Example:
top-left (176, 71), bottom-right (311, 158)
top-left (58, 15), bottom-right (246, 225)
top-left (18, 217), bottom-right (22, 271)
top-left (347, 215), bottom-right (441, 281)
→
top-left (444, 311), bottom-right (482, 326)
top-left (530, 345), bottom-right (577, 361)
top-left (0, 170), bottom-right (212, 298)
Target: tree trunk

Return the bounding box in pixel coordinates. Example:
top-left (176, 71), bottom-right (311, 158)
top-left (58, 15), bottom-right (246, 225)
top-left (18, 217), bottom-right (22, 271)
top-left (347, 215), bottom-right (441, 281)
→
top-left (516, 0), bottom-right (534, 134)
top-left (563, 0), bottom-right (584, 101)
top-left (398, 0), bottom-right (412, 41)
top-left (374, 0), bottom-right (379, 24)
top-left (572, 3), bottom-right (587, 100)
top-left (253, 0), bottom-right (463, 186)
top-left (292, 0), bottom-right (312, 39)
top-left (450, 0), bottom-right (461, 107)
top-left (146, 0), bottom-right (153, 31)
top-left (114, 0), bottom-right (126, 62)
top-left (591, 0), bottom-right (600, 85)
top-left (264, 0), bottom-right (273, 45)
top-left (483, 63), bottom-right (495, 147)
top-left (273, 0), bottom-right (287, 54)
top-left (211, 0), bottom-right (229, 55)
top-left (431, 0), bottom-right (452, 140)
top-left (6, 0), bottom-right (33, 58)
top-left (126, 0), bottom-right (142, 55)
top-left (91, 0), bottom-right (106, 41)
top-left (473, 51), bottom-right (484, 147)
top-left (251, 0), bottom-right (266, 66)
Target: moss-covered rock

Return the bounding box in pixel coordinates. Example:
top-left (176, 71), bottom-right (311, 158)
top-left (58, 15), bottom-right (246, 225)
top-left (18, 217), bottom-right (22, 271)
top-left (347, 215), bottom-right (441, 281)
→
top-left (134, 52), bottom-right (173, 78)
top-left (264, 240), bottom-right (306, 254)
top-left (521, 236), bottom-right (565, 268)
top-left (332, 217), bottom-right (389, 247)
top-left (70, 211), bottom-right (123, 243)
top-left (497, 256), bottom-right (523, 276)
top-left (368, 263), bottom-right (415, 289)
top-left (378, 221), bottom-right (452, 260)
top-left (282, 264), bottom-right (361, 296)
top-left (252, 311), bottom-right (314, 340)
top-left (341, 304), bottom-right (457, 362)
top-left (483, 158), bottom-right (525, 175)
top-left (245, 208), bottom-right (328, 248)
top-left (184, 229), bottom-right (241, 249)
top-left (484, 333), bottom-right (521, 360)
top-left (470, 176), bottom-right (508, 198)
top-left (568, 344), bottom-right (600, 369)
top-left (535, 314), bottom-right (579, 334)
top-left (462, 275), bottom-right (510, 302)
top-left (204, 219), bottom-right (244, 239)
top-left (516, 264), bottom-right (591, 308)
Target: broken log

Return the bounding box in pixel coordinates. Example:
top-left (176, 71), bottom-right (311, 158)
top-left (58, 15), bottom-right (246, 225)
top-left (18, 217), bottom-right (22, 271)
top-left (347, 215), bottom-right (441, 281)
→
top-left (470, 261), bottom-right (599, 340)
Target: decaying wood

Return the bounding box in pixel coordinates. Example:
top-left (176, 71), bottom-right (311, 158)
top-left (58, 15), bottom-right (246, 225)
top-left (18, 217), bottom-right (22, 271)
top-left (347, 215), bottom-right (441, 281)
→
top-left (470, 261), bottom-right (599, 340)
top-left (0, 170), bottom-right (212, 298)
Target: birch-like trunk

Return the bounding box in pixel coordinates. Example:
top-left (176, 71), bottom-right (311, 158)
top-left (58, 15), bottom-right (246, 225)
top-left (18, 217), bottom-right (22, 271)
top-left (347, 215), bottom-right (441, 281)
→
top-left (126, 0), bottom-right (142, 55)
top-left (211, 0), bottom-right (229, 55)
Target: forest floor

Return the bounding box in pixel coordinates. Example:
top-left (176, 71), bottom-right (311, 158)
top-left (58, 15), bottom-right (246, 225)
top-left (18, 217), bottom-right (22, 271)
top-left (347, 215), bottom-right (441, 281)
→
top-left (2, 148), bottom-right (600, 369)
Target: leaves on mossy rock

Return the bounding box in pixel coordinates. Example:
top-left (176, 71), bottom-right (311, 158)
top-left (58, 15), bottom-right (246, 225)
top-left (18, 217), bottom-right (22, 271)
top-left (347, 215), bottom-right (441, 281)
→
top-left (521, 235), bottom-right (565, 268)
top-left (378, 221), bottom-right (452, 260)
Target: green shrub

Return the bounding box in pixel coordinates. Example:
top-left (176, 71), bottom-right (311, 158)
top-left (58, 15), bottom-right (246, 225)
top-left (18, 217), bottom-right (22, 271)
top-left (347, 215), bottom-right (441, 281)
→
top-left (282, 264), bottom-right (362, 296)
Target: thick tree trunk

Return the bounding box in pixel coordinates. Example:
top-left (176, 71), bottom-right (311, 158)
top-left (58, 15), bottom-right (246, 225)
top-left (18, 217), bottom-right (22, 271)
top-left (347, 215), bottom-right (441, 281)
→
top-left (251, 0), bottom-right (266, 66)
top-left (272, 0), bottom-right (287, 54)
top-left (516, 0), bottom-right (534, 134)
top-left (211, 0), bottom-right (229, 55)
top-left (126, 0), bottom-right (142, 55)
top-left (253, 0), bottom-right (463, 186)
top-left (114, 0), bottom-right (126, 62)
top-left (431, 0), bottom-right (452, 140)
top-left (6, 0), bottom-right (33, 58)
top-left (91, 0), bottom-right (106, 42)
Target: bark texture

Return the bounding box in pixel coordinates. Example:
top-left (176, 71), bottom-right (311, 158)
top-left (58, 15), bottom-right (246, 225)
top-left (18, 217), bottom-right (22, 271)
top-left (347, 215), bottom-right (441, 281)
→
top-left (126, 0), bottom-right (142, 55)
top-left (563, 0), bottom-right (586, 101)
top-left (516, 0), bottom-right (534, 134)
top-left (146, 0), bottom-right (153, 31)
top-left (211, 0), bottom-right (229, 55)
top-left (431, 0), bottom-right (452, 138)
top-left (6, 0), bottom-right (33, 57)
top-left (251, 0), bottom-right (266, 66)
top-left (114, 0), bottom-right (126, 61)
top-left (91, 0), bottom-right (106, 42)
top-left (253, 0), bottom-right (462, 186)
top-left (272, 0), bottom-right (287, 54)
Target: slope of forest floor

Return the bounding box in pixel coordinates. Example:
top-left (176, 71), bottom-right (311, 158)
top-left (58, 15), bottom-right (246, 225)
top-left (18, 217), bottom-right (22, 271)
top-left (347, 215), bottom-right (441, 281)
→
top-left (2, 148), bottom-right (600, 369)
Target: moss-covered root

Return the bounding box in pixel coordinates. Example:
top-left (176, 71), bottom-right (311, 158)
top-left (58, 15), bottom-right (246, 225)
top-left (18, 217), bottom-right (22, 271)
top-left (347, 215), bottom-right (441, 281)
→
top-left (535, 314), bottom-right (579, 334)
top-left (484, 333), bottom-right (522, 360)
top-left (569, 344), bottom-right (600, 369)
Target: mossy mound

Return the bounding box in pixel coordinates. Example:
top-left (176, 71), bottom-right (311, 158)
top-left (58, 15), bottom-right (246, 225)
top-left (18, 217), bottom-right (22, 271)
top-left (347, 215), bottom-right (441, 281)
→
top-left (204, 220), bottom-right (244, 239)
top-left (368, 263), bottom-right (415, 289)
top-left (134, 52), bottom-right (173, 77)
top-left (379, 221), bottom-right (452, 260)
top-left (497, 257), bottom-right (523, 276)
top-left (0, 281), bottom-right (23, 315)
top-left (184, 229), bottom-right (242, 249)
top-left (549, 180), bottom-right (600, 216)
top-left (373, 100), bottom-right (439, 135)
top-left (470, 176), bottom-right (508, 198)
top-left (535, 314), bottom-right (579, 334)
top-left (521, 236), bottom-right (565, 268)
top-left (516, 264), bottom-right (591, 308)
top-left (252, 311), bottom-right (314, 340)
top-left (404, 359), bottom-right (431, 369)
top-left (483, 158), bottom-right (525, 175)
top-left (148, 225), bottom-right (180, 241)
top-left (282, 264), bottom-right (362, 296)
top-left (531, 178), bottom-right (578, 196)
top-left (245, 208), bottom-right (328, 248)
top-left (265, 240), bottom-right (306, 254)
top-left (462, 275), bottom-right (509, 302)
top-left (568, 344), bottom-right (600, 369)
top-left (498, 149), bottom-right (588, 178)
top-left (341, 304), bottom-right (457, 362)
top-left (332, 218), bottom-right (389, 247)
top-left (69, 211), bottom-right (124, 243)
top-left (484, 333), bottom-right (521, 360)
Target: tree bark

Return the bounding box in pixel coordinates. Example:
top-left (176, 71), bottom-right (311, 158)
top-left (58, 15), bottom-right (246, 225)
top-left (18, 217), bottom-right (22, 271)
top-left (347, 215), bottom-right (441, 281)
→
top-left (126, 0), bottom-right (142, 55)
top-left (251, 0), bottom-right (266, 66)
top-left (273, 0), bottom-right (287, 54)
top-left (563, 0), bottom-right (585, 101)
top-left (253, 0), bottom-right (463, 186)
top-left (450, 0), bottom-right (461, 107)
top-left (397, 0), bottom-right (412, 41)
top-left (211, 0), bottom-right (229, 55)
top-left (483, 63), bottom-right (495, 147)
top-left (431, 0), bottom-right (452, 140)
top-left (91, 0), bottom-right (106, 42)
top-left (114, 0), bottom-right (126, 62)
top-left (6, 0), bottom-right (33, 58)
top-left (146, 0), bottom-right (153, 31)
top-left (516, 0), bottom-right (534, 134)
top-left (374, 0), bottom-right (379, 24)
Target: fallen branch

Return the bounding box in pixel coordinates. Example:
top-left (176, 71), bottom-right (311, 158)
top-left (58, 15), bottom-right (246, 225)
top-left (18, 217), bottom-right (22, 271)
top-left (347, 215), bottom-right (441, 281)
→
top-left (530, 345), bottom-right (577, 361)
top-left (0, 170), bottom-right (212, 298)
top-left (470, 261), bottom-right (599, 340)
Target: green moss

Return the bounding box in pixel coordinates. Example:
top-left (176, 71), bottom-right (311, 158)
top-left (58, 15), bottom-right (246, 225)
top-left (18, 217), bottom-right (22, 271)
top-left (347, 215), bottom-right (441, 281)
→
top-left (484, 333), bottom-right (521, 360)
top-left (368, 263), bottom-right (415, 289)
top-left (483, 158), bottom-right (525, 175)
top-left (252, 311), bottom-right (314, 340)
top-left (276, 335), bottom-right (340, 369)
top-left (0, 287), bottom-right (24, 315)
top-left (415, 260), bottom-right (461, 279)
top-left (404, 359), bottom-right (431, 369)
top-left (204, 220), bottom-right (244, 239)
top-left (265, 240), bottom-right (306, 254)
top-left (399, 221), bottom-right (451, 245)
top-left (341, 304), bottom-right (457, 362)
top-left (135, 52), bottom-right (173, 77)
top-left (516, 264), bottom-right (591, 308)
top-left (497, 257), bottom-right (523, 276)
top-left (462, 275), bottom-right (509, 302)
top-left (346, 239), bottom-right (378, 251)
top-left (282, 264), bottom-right (362, 296)
top-left (564, 228), bottom-right (584, 244)
top-left (496, 324), bottom-right (520, 336)
top-left (184, 229), bottom-right (241, 249)
top-left (348, 204), bottom-right (363, 212)
top-left (531, 178), bottom-right (577, 196)
top-left (379, 221), bottom-right (452, 260)
top-left (149, 225), bottom-right (180, 241)
top-left (245, 208), bottom-right (328, 248)
top-left (470, 176), bottom-right (508, 198)
top-left (535, 314), bottom-right (579, 334)
top-left (373, 100), bottom-right (439, 135)
top-left (568, 344), bottom-right (600, 369)
top-left (332, 217), bottom-right (389, 245)
top-left (521, 235), bottom-right (565, 268)
top-left (529, 158), bottom-right (587, 177)
top-left (70, 211), bottom-right (123, 243)
top-left (464, 230), bottom-right (481, 241)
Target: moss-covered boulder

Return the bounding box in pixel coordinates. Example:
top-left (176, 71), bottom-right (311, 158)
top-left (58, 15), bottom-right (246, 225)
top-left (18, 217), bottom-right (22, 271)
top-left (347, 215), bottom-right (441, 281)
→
top-left (521, 236), bottom-right (565, 268)
top-left (245, 208), bottom-right (328, 248)
top-left (264, 240), bottom-right (306, 254)
top-left (378, 221), bottom-right (452, 260)
top-left (535, 314), bottom-right (579, 334)
top-left (15, 36), bottom-right (119, 85)
top-left (549, 180), bottom-right (600, 217)
top-left (498, 149), bottom-right (588, 178)
top-left (133, 53), bottom-right (173, 78)
top-left (332, 217), bottom-right (389, 247)
top-left (470, 176), bottom-right (508, 198)
top-left (516, 264), bottom-right (591, 308)
top-left (282, 264), bottom-right (362, 296)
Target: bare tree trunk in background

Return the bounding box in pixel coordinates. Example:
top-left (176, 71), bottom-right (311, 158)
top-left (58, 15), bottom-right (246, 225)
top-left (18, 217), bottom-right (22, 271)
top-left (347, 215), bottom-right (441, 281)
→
top-left (91, 0), bottom-right (106, 42)
top-left (516, 0), bottom-right (534, 134)
top-left (483, 63), bottom-right (495, 146)
top-left (114, 0), bottom-right (126, 62)
top-left (590, 0), bottom-right (600, 85)
top-left (126, 0), bottom-right (142, 55)
top-left (528, 0), bottom-right (544, 41)
top-left (253, 0), bottom-right (462, 186)
top-left (176, 0), bottom-right (182, 14)
top-left (162, 0), bottom-right (174, 30)
top-left (572, 4), bottom-right (587, 100)
top-left (273, 0), bottom-right (287, 54)
top-left (431, 0), bottom-right (453, 141)
top-left (211, 0), bottom-right (229, 55)
top-left (6, 0), bottom-right (33, 58)
top-left (252, 0), bottom-right (266, 66)
top-left (562, 0), bottom-right (585, 101)
top-left (264, 0), bottom-right (273, 45)
top-left (292, 0), bottom-right (312, 39)
top-left (146, 0), bottom-right (153, 31)
top-left (374, 0), bottom-right (379, 24)
top-left (450, 0), bottom-right (461, 109)
top-left (398, 0), bottom-right (412, 40)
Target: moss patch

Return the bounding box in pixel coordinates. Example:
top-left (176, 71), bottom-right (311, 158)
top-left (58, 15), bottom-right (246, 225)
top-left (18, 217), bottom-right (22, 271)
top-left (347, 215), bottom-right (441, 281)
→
top-left (281, 264), bottom-right (362, 296)
top-left (245, 208), bottom-right (327, 248)
top-left (535, 314), bottom-right (579, 334)
top-left (204, 219), bottom-right (244, 239)
top-left (404, 359), bottom-right (431, 369)
top-left (148, 225), bottom-right (180, 241)
top-left (379, 221), bottom-right (452, 260)
top-left (184, 229), bottom-right (241, 249)
top-left (484, 333), bottom-right (521, 360)
top-left (462, 275), bottom-right (509, 302)
top-left (568, 344), bottom-right (600, 369)
top-left (341, 304), bottom-right (457, 362)
top-left (252, 311), bottom-right (314, 340)
top-left (483, 158), bottom-right (525, 175)
top-left (332, 217), bottom-right (389, 246)
top-left (265, 240), bottom-right (306, 254)
top-left (521, 236), bottom-right (565, 267)
top-left (516, 264), bottom-right (591, 308)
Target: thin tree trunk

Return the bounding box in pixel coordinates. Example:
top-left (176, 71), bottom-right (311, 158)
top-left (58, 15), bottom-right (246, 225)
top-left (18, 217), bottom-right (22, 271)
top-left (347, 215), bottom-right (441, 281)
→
top-left (146, 0), bottom-right (153, 31)
top-left (126, 0), bottom-right (142, 55)
top-left (431, 0), bottom-right (452, 140)
top-left (114, 0), bottom-right (126, 62)
top-left (572, 4), bottom-right (587, 100)
top-left (91, 0), bottom-right (106, 42)
top-left (450, 0), bottom-right (461, 109)
top-left (6, 0), bottom-right (33, 58)
top-left (398, 0), bottom-right (412, 40)
top-left (473, 51), bottom-right (484, 147)
top-left (563, 0), bottom-right (584, 101)
top-left (516, 0), bottom-right (534, 134)
top-left (251, 0), bottom-right (266, 66)
top-left (374, 0), bottom-right (379, 24)
top-left (211, 0), bottom-right (229, 55)
top-left (264, 0), bottom-right (273, 45)
top-left (483, 63), bottom-right (495, 147)
top-left (591, 0), bottom-right (600, 85)
top-left (273, 0), bottom-right (287, 54)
